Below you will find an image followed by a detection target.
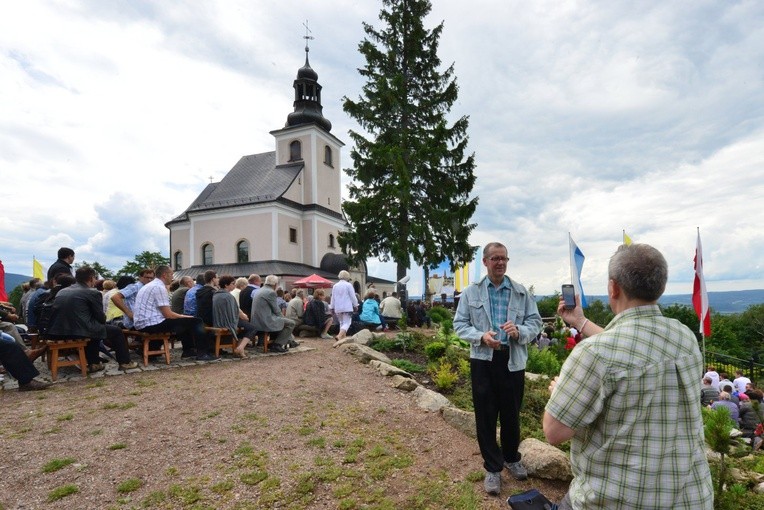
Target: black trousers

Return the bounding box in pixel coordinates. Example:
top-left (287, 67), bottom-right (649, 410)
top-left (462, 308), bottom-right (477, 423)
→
top-left (0, 338), bottom-right (39, 385)
top-left (103, 324), bottom-right (131, 364)
top-left (471, 349), bottom-right (525, 473)
top-left (139, 317), bottom-right (210, 353)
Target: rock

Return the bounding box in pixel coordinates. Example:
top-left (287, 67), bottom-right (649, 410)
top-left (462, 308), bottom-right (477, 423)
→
top-left (351, 329), bottom-right (375, 346)
top-left (525, 372), bottom-right (548, 382)
top-left (339, 343), bottom-right (391, 364)
top-left (441, 406), bottom-right (476, 438)
top-left (369, 360), bottom-right (412, 378)
top-left (518, 438), bottom-right (572, 481)
top-left (390, 375), bottom-right (418, 391)
top-left (412, 386), bottom-right (451, 412)
top-left (333, 338), bottom-right (351, 348)
top-left (755, 482), bottom-right (764, 494)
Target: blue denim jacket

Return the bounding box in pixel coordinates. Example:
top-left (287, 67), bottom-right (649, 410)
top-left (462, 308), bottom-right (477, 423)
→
top-left (454, 275), bottom-right (542, 371)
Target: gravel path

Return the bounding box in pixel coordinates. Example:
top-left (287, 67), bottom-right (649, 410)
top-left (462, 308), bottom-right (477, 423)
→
top-left (0, 335), bottom-right (568, 509)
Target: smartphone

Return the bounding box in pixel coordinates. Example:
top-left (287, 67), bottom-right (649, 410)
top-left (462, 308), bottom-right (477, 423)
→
top-left (562, 284), bottom-right (575, 309)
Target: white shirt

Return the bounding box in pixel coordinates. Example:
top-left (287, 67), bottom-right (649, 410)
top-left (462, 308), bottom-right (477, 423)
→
top-left (134, 278), bottom-right (170, 329)
top-left (734, 375), bottom-right (751, 394)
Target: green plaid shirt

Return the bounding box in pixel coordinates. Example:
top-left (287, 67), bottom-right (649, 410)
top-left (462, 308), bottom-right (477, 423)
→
top-left (545, 305), bottom-right (712, 510)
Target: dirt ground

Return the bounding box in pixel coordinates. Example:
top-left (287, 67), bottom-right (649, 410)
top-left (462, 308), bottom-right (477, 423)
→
top-left (0, 334), bottom-right (568, 509)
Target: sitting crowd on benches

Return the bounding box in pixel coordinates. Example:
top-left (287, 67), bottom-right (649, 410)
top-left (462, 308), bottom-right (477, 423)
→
top-left (701, 366), bottom-right (764, 448)
top-left (1, 247), bottom-right (433, 392)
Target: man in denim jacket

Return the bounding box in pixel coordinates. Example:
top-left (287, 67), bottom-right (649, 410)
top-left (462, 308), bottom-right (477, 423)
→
top-left (454, 242), bottom-right (542, 495)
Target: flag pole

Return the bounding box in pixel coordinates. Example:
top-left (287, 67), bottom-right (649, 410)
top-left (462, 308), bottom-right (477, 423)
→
top-left (567, 232), bottom-right (572, 284)
top-left (698, 227), bottom-right (706, 366)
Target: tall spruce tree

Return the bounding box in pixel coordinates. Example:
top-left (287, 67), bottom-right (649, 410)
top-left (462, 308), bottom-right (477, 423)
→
top-left (340, 0), bottom-right (477, 284)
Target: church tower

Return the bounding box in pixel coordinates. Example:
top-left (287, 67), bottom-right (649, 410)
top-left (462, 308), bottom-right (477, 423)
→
top-left (270, 33), bottom-right (345, 267)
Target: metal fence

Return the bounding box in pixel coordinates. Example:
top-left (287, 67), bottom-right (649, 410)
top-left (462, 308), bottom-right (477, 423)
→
top-left (705, 351), bottom-right (764, 385)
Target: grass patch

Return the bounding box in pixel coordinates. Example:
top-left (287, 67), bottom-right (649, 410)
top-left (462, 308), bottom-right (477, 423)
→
top-left (116, 477), bottom-right (142, 493)
top-left (47, 484), bottom-right (78, 502)
top-left (306, 436), bottom-right (326, 448)
top-left (136, 379), bottom-right (157, 387)
top-left (102, 401), bottom-right (136, 411)
top-left (108, 443), bottom-right (127, 450)
top-left (168, 483), bottom-right (203, 505)
top-left (390, 358), bottom-right (427, 373)
top-left (202, 410), bottom-right (220, 420)
top-left (240, 470), bottom-right (268, 485)
top-left (210, 479), bottom-right (234, 493)
top-left (41, 457), bottom-right (76, 473)
top-left (142, 491), bottom-right (166, 506)
top-left (56, 413), bottom-right (73, 421)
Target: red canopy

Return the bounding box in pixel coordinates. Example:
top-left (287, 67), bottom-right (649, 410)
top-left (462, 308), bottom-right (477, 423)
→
top-left (292, 273), bottom-right (333, 289)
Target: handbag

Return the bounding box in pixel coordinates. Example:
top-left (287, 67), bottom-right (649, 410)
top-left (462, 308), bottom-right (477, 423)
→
top-left (507, 489), bottom-right (555, 510)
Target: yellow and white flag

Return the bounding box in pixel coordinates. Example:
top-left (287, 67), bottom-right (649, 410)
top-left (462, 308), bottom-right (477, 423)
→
top-left (33, 257), bottom-right (45, 280)
top-left (623, 230), bottom-right (633, 246)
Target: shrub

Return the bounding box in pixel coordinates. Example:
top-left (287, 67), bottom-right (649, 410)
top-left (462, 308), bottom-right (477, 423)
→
top-left (424, 342), bottom-right (447, 361)
top-left (430, 360), bottom-right (459, 391)
top-left (526, 347), bottom-right (562, 377)
top-left (390, 359), bottom-right (426, 373)
top-left (427, 306), bottom-right (451, 324)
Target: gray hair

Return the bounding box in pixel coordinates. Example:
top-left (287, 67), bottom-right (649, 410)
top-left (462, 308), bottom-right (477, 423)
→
top-left (608, 243), bottom-right (667, 302)
top-left (338, 270), bottom-right (351, 281)
top-left (482, 242), bottom-right (507, 258)
top-left (234, 277), bottom-right (248, 289)
top-left (264, 274), bottom-right (279, 287)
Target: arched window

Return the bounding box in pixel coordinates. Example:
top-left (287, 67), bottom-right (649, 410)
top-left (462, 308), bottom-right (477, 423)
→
top-left (324, 146), bottom-right (333, 167)
top-left (202, 243), bottom-right (214, 265)
top-left (174, 251), bottom-right (183, 270)
top-left (237, 240), bottom-right (249, 263)
top-left (328, 234), bottom-right (335, 248)
top-left (289, 140), bottom-right (302, 161)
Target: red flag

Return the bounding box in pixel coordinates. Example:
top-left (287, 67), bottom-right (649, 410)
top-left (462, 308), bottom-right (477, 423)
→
top-left (0, 260), bottom-right (7, 302)
top-left (692, 231), bottom-right (711, 337)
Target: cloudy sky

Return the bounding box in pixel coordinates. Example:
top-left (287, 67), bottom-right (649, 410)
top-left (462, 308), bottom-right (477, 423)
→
top-left (2, 0), bottom-right (763, 296)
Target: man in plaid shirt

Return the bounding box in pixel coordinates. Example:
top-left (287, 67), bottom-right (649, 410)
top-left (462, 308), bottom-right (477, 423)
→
top-left (545, 243), bottom-right (713, 509)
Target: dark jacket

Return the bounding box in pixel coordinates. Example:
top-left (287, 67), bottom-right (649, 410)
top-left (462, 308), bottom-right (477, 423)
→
top-left (47, 283), bottom-right (106, 339)
top-left (47, 259), bottom-right (73, 282)
top-left (304, 299), bottom-right (328, 329)
top-left (196, 285), bottom-right (216, 326)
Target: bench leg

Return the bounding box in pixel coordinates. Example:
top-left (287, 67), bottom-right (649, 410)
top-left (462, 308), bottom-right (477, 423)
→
top-left (77, 346), bottom-right (87, 378)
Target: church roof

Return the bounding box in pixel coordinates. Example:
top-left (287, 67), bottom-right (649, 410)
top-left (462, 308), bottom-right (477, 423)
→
top-left (172, 261), bottom-right (340, 281)
top-left (166, 151), bottom-right (303, 224)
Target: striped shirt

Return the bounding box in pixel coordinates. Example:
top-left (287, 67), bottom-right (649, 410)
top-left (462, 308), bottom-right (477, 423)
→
top-left (487, 276), bottom-right (511, 344)
top-left (133, 278), bottom-right (170, 330)
top-left (545, 305), bottom-right (713, 510)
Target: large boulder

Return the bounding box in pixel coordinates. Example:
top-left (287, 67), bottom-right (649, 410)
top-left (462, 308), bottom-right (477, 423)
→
top-left (441, 406), bottom-right (476, 438)
top-left (390, 374), bottom-right (419, 391)
top-left (369, 360), bottom-right (412, 378)
top-left (351, 329), bottom-right (375, 346)
top-left (518, 438), bottom-right (572, 481)
top-left (412, 386), bottom-right (452, 412)
top-left (339, 343), bottom-right (391, 364)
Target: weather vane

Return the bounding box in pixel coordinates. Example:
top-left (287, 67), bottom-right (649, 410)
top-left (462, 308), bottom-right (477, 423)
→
top-left (303, 20), bottom-right (314, 52)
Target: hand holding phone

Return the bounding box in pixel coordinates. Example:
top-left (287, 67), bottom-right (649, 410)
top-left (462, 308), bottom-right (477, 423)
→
top-left (562, 284), bottom-right (575, 310)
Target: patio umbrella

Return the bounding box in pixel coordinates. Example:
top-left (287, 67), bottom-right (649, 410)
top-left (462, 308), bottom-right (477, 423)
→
top-left (292, 273), bottom-right (333, 288)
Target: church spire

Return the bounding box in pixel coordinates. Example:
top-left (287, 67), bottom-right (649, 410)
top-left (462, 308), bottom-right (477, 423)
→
top-left (286, 21), bottom-right (332, 132)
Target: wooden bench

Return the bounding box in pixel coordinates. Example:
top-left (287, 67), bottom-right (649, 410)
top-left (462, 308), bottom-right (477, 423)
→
top-left (122, 330), bottom-right (171, 366)
top-left (43, 338), bottom-right (89, 381)
top-left (205, 327), bottom-right (236, 357)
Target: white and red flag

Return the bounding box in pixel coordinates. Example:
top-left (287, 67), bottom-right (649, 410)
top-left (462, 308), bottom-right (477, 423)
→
top-left (692, 229), bottom-right (711, 337)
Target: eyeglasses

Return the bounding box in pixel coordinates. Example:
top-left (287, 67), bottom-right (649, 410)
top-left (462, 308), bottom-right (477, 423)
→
top-left (487, 256), bottom-right (509, 262)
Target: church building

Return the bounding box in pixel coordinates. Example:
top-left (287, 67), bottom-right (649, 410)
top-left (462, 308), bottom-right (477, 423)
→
top-left (166, 44), bottom-right (387, 294)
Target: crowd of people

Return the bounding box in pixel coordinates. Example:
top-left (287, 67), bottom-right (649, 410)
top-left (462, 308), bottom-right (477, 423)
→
top-left (2, 247), bottom-right (441, 392)
top-left (701, 366), bottom-right (764, 447)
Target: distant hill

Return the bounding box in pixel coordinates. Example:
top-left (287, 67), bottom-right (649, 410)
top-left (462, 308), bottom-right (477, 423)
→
top-left (3, 272), bottom-right (32, 294)
top-left (582, 289), bottom-right (764, 315)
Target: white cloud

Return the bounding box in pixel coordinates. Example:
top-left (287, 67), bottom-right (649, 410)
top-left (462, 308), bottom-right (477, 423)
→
top-left (1, 0), bottom-right (762, 299)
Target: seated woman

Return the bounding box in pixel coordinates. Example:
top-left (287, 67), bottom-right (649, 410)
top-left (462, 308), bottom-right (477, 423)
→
top-left (213, 275), bottom-right (256, 358)
top-left (359, 290), bottom-right (385, 331)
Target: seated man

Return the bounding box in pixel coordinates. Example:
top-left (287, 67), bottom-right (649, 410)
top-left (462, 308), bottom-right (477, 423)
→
top-left (302, 289), bottom-right (333, 339)
top-left (379, 292), bottom-right (403, 329)
top-left (111, 269), bottom-right (155, 329)
top-left (250, 275), bottom-right (294, 353)
top-left (0, 332), bottom-right (51, 391)
top-left (46, 267), bottom-right (138, 372)
top-left (213, 275), bottom-right (256, 357)
top-left (133, 265), bottom-right (217, 361)
top-left (183, 274), bottom-right (205, 316)
top-left (170, 276), bottom-right (194, 315)
top-left (195, 270), bottom-right (219, 327)
top-left (286, 289), bottom-right (308, 338)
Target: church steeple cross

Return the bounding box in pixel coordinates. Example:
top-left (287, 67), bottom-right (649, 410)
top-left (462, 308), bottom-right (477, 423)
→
top-left (303, 20), bottom-right (314, 53)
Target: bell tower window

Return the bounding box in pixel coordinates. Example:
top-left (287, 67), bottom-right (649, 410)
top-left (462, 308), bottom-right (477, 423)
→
top-left (289, 140), bottom-right (302, 162)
